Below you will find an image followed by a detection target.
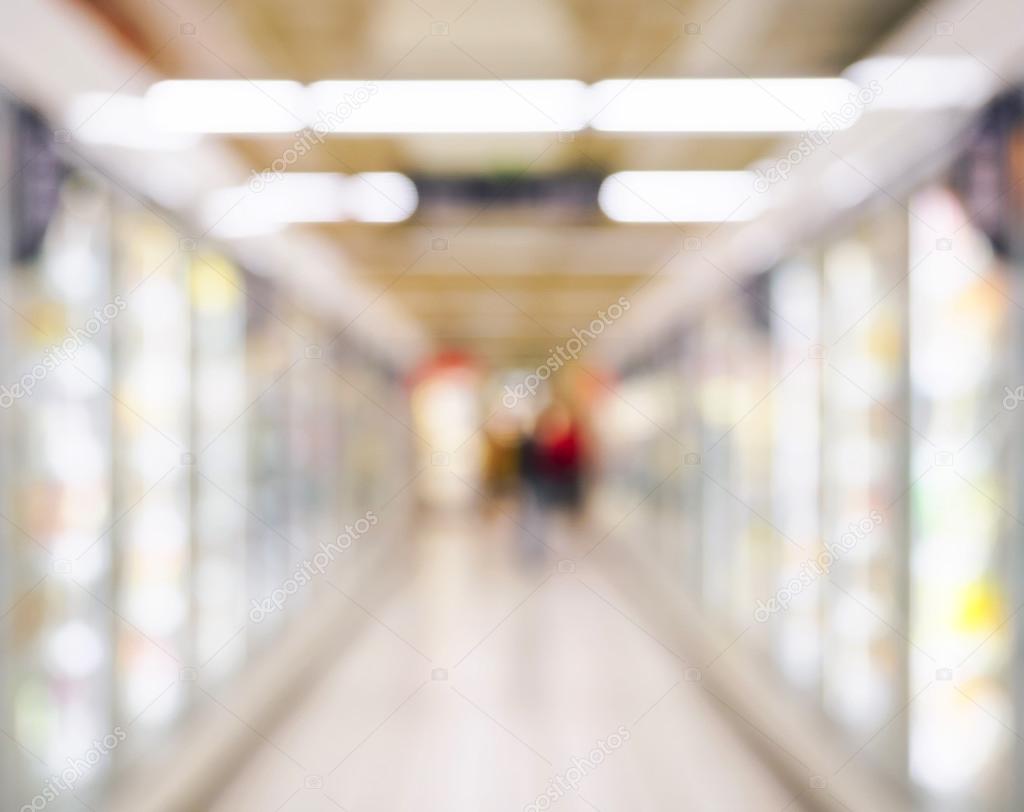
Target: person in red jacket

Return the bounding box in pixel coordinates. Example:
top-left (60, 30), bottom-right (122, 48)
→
top-left (533, 400), bottom-right (587, 513)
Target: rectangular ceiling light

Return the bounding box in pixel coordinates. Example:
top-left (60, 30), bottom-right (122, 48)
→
top-left (203, 172), bottom-right (417, 238)
top-left (589, 78), bottom-right (860, 133)
top-left (146, 80), bottom-right (307, 133)
top-left (69, 93), bottom-right (199, 150)
top-left (309, 80), bottom-right (588, 133)
top-left (844, 56), bottom-right (990, 110)
top-left (598, 171), bottom-right (765, 223)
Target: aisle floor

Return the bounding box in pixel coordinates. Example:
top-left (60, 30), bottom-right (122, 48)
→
top-left (210, 507), bottom-right (804, 812)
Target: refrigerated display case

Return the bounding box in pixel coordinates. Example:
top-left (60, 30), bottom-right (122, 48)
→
top-left (591, 368), bottom-right (658, 532)
top-left (696, 305), bottom-right (742, 618)
top-left (324, 343), bottom-right (365, 522)
top-left (0, 92), bottom-right (419, 811)
top-left (769, 256), bottom-right (824, 692)
top-left (189, 253), bottom-right (248, 679)
top-left (245, 277), bottom-right (298, 642)
top-left (321, 341), bottom-right (411, 574)
top-left (673, 331), bottom-right (704, 595)
top-left (356, 361), bottom-right (410, 516)
top-left (819, 206), bottom-right (908, 753)
top-left (284, 308), bottom-right (341, 607)
top-left (728, 283), bottom-right (776, 640)
top-left (3, 168), bottom-right (116, 807)
top-left (908, 185), bottom-right (1014, 810)
top-left (111, 208), bottom-right (191, 736)
top-left (586, 86), bottom-right (1024, 812)
top-left (697, 291), bottom-right (775, 629)
top-left (653, 332), bottom-right (702, 583)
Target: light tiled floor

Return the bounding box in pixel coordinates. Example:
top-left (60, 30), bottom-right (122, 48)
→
top-left (210, 507), bottom-right (803, 811)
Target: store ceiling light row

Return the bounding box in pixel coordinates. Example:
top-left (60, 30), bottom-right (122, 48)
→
top-left (70, 57), bottom-right (985, 142)
top-left (64, 56), bottom-right (989, 231)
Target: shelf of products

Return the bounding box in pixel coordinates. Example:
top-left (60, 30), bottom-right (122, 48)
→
top-left (769, 255), bottom-right (823, 693)
top-left (696, 293), bottom-right (775, 628)
top-left (190, 252), bottom-right (249, 681)
top-left (819, 206), bottom-right (907, 755)
top-left (111, 208), bottom-right (192, 738)
top-left (5, 173), bottom-right (116, 807)
top-left (594, 94), bottom-right (1024, 812)
top-left (907, 185), bottom-right (1014, 809)
top-left (0, 97), bottom-right (415, 811)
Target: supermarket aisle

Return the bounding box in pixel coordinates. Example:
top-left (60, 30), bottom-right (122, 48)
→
top-left (208, 508), bottom-right (804, 812)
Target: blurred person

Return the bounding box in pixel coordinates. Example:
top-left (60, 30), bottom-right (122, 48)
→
top-left (481, 415), bottom-right (521, 503)
top-left (516, 399), bottom-right (590, 563)
top-left (517, 417), bottom-right (548, 563)
top-left (533, 400), bottom-right (588, 515)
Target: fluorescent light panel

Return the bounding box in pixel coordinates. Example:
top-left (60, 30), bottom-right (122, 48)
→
top-left (69, 93), bottom-right (199, 150)
top-left (311, 80), bottom-right (587, 133)
top-left (599, 171), bottom-right (765, 223)
top-left (589, 78), bottom-right (860, 132)
top-left (843, 56), bottom-right (990, 110)
top-left (146, 80), bottom-right (307, 133)
top-left (203, 172), bottom-right (417, 238)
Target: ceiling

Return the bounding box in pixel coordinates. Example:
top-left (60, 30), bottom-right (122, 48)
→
top-left (79, 0), bottom-right (925, 365)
